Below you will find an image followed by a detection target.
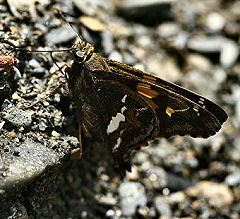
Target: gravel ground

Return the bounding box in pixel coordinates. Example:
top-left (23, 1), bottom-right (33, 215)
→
top-left (0, 0), bottom-right (239, 218)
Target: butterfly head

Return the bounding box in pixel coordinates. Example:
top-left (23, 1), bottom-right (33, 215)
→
top-left (70, 41), bottom-right (94, 64)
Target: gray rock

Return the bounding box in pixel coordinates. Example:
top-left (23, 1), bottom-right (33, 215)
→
top-left (154, 196), bottom-right (172, 218)
top-left (206, 12), bottom-right (226, 32)
top-left (0, 140), bottom-right (59, 191)
top-left (101, 31), bottom-right (114, 55)
top-left (167, 173), bottom-right (193, 191)
top-left (72, 0), bottom-right (95, 16)
top-left (169, 191), bottom-right (186, 204)
top-left (157, 22), bottom-right (180, 38)
top-left (5, 108), bottom-right (32, 128)
top-left (108, 50), bottom-right (123, 62)
top-left (225, 171), bottom-right (240, 186)
top-left (220, 39), bottom-right (239, 68)
top-left (188, 36), bottom-right (239, 67)
top-left (96, 194), bottom-right (117, 206)
top-left (118, 182), bottom-right (146, 216)
top-left (227, 86), bottom-right (240, 129)
top-left (38, 121), bottom-right (48, 131)
top-left (28, 59), bottom-right (45, 75)
top-left (148, 139), bottom-right (177, 161)
top-left (0, 121), bottom-right (5, 129)
top-left (188, 36), bottom-right (223, 53)
top-left (6, 0), bottom-right (38, 21)
top-left (186, 181), bottom-right (233, 207)
top-left (29, 59), bottom-right (41, 69)
top-left (174, 31), bottom-right (189, 49)
top-left (119, 0), bottom-right (176, 25)
top-left (105, 209), bottom-right (115, 218)
top-left (13, 66), bottom-right (22, 80)
top-left (145, 167), bottom-right (167, 189)
top-left (72, 0), bottom-right (111, 16)
top-left (186, 70), bottom-right (217, 101)
top-left (45, 26), bottom-right (76, 45)
top-left (212, 67), bottom-right (227, 84)
top-left (5, 202), bottom-right (28, 219)
top-left (187, 54), bottom-right (212, 72)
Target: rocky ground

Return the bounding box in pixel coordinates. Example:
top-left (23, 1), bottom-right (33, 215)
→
top-left (0, 0), bottom-right (239, 218)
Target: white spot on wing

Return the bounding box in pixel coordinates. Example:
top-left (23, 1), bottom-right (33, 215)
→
top-left (107, 106), bottom-right (127, 135)
top-left (113, 137), bottom-right (122, 152)
top-left (121, 106), bottom-right (127, 113)
top-left (121, 95), bottom-right (127, 103)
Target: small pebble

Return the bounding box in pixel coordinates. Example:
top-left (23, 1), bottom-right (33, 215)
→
top-left (79, 16), bottom-right (105, 32)
top-left (51, 130), bottom-right (60, 137)
top-left (38, 121), bottom-right (47, 131)
top-left (154, 196), bottom-right (172, 218)
top-left (106, 209), bottom-right (115, 218)
top-left (167, 173), bottom-right (193, 191)
top-left (96, 194), bottom-right (117, 205)
top-left (118, 182), bottom-right (147, 216)
top-left (0, 121), bottom-right (5, 130)
top-left (145, 167), bottom-right (167, 189)
top-left (0, 55), bottom-right (14, 73)
top-left (108, 50), bottom-right (123, 62)
top-left (119, 0), bottom-right (175, 25)
top-left (29, 59), bottom-right (41, 69)
top-left (220, 39), bottom-right (239, 68)
top-left (43, 101), bottom-right (49, 107)
top-left (169, 191), bottom-right (186, 204)
top-left (101, 31), bottom-right (114, 55)
top-left (6, 0), bottom-right (38, 21)
top-left (225, 170), bottom-right (240, 186)
top-left (45, 26), bottom-right (77, 45)
top-left (187, 54), bottom-right (212, 72)
top-left (12, 92), bottom-right (20, 100)
top-left (157, 22), bottom-right (180, 38)
top-left (186, 181), bottom-right (233, 207)
top-left (188, 36), bottom-right (223, 53)
top-left (206, 12), bottom-right (226, 32)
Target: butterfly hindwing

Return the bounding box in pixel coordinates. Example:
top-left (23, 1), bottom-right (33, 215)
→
top-left (82, 80), bottom-right (158, 173)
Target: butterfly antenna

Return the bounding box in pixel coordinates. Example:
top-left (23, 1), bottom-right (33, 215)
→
top-left (1, 39), bottom-right (69, 77)
top-left (55, 9), bottom-right (84, 43)
top-left (49, 52), bottom-right (67, 77)
top-left (1, 39), bottom-right (72, 53)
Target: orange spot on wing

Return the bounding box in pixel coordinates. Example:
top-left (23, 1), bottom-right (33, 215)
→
top-left (143, 75), bottom-right (157, 83)
top-left (166, 106), bottom-right (175, 117)
top-left (137, 83), bottom-right (159, 99)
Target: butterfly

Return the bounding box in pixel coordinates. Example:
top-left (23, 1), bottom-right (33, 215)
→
top-left (64, 36), bottom-right (228, 175)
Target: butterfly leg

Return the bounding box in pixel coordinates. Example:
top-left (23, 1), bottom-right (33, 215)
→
top-left (29, 79), bottom-right (67, 107)
top-left (42, 63), bottom-right (71, 79)
top-left (49, 52), bottom-right (71, 79)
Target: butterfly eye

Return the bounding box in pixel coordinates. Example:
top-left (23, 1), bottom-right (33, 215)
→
top-left (74, 50), bottom-right (85, 62)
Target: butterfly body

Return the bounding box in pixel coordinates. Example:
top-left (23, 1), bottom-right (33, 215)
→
top-left (65, 41), bottom-right (227, 174)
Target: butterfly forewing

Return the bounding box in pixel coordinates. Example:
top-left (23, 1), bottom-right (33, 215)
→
top-left (105, 59), bottom-right (227, 137)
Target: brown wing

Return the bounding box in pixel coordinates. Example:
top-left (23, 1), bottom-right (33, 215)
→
top-left (70, 55), bottom-right (227, 174)
top-left (101, 59), bottom-right (227, 137)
